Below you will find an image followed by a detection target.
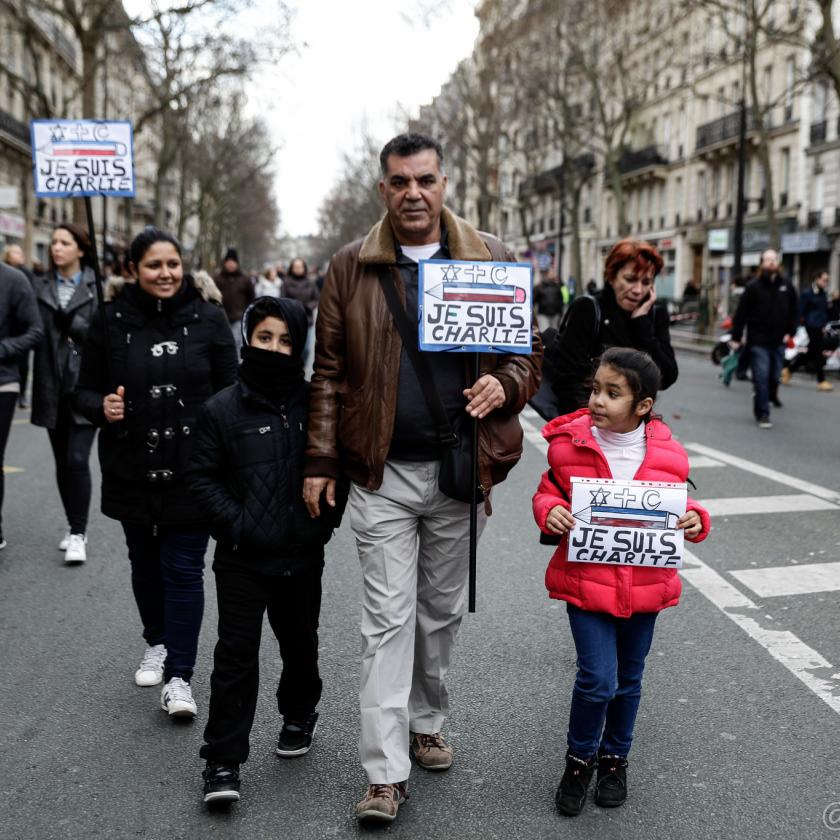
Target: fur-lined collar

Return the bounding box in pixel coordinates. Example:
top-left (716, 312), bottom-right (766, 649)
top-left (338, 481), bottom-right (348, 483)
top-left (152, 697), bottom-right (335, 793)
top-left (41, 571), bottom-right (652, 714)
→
top-left (358, 207), bottom-right (492, 265)
top-left (104, 271), bottom-right (223, 304)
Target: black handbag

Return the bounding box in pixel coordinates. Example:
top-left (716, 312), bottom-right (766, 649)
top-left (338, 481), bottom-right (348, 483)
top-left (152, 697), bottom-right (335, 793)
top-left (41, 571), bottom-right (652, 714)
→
top-left (528, 295), bottom-right (601, 421)
top-left (377, 266), bottom-right (481, 504)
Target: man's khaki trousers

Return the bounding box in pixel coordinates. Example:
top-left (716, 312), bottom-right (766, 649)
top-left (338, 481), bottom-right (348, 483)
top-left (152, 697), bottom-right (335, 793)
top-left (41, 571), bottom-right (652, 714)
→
top-left (349, 459), bottom-right (487, 784)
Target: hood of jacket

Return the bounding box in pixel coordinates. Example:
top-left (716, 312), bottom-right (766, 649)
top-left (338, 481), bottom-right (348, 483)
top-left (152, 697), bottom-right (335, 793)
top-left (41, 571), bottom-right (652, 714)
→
top-left (103, 271), bottom-right (222, 305)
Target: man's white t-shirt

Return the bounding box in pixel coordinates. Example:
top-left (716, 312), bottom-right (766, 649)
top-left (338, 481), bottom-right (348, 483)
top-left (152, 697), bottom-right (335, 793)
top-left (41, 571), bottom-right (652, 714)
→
top-left (401, 244), bottom-right (440, 263)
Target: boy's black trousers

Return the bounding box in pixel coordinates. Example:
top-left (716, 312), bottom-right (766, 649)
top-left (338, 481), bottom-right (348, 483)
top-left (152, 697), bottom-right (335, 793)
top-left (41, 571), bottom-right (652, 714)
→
top-left (200, 557), bottom-right (323, 765)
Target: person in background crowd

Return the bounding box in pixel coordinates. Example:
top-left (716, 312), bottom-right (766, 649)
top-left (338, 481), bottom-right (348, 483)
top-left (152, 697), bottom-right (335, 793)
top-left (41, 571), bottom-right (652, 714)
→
top-left (783, 270), bottom-right (833, 391)
top-left (74, 227), bottom-right (237, 720)
top-left (828, 290), bottom-right (840, 322)
top-left (282, 258), bottom-right (320, 371)
top-left (214, 248), bottom-right (254, 353)
top-left (730, 249), bottom-right (798, 429)
top-left (190, 297), bottom-right (346, 806)
top-left (2, 244), bottom-right (36, 409)
top-left (545, 239), bottom-right (678, 418)
top-left (304, 132), bottom-right (542, 824)
top-left (255, 265), bottom-right (283, 298)
top-left (533, 270), bottom-right (565, 332)
top-left (0, 256), bottom-right (43, 549)
top-left (31, 224), bottom-right (99, 564)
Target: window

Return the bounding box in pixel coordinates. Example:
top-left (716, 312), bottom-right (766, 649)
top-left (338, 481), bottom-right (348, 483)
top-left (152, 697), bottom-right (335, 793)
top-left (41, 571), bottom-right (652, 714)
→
top-left (785, 57), bottom-right (795, 120)
top-left (780, 148), bottom-right (790, 205)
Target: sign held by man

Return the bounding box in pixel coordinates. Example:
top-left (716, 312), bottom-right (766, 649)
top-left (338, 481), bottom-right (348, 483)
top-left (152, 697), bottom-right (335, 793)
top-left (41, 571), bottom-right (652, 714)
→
top-left (31, 119), bottom-right (135, 198)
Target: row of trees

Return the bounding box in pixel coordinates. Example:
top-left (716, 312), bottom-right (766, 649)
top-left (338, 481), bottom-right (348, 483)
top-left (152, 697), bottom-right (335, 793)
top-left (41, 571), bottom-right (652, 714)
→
top-left (2, 0), bottom-right (291, 267)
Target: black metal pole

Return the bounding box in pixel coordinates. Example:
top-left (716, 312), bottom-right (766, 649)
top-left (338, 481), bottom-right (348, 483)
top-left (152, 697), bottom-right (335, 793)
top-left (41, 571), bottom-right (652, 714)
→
top-left (84, 195), bottom-right (114, 389)
top-left (468, 352), bottom-right (480, 613)
top-left (731, 97), bottom-right (748, 313)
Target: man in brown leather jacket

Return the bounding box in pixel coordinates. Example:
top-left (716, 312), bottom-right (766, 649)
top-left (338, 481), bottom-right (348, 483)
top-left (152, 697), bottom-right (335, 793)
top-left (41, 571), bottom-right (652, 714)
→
top-left (303, 133), bottom-right (541, 824)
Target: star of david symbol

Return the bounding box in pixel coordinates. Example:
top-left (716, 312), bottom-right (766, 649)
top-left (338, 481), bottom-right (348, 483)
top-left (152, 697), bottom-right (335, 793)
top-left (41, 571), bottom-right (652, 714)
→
top-left (589, 488), bottom-right (609, 506)
top-left (441, 264), bottom-right (460, 282)
top-left (50, 124), bottom-right (66, 142)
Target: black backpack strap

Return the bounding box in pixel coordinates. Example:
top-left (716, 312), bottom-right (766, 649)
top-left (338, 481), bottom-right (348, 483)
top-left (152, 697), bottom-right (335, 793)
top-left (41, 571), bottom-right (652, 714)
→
top-left (376, 265), bottom-right (458, 446)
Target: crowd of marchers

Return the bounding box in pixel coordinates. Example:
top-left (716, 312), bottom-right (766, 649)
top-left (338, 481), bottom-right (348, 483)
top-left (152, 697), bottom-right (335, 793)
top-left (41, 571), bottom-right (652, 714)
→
top-left (0, 131), bottom-right (725, 826)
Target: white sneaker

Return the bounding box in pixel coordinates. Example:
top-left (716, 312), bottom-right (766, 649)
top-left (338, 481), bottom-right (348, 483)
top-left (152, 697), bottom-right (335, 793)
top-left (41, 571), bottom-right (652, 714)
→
top-left (58, 532), bottom-right (71, 551)
top-left (161, 677), bottom-right (197, 718)
top-left (64, 533), bottom-right (87, 564)
top-left (134, 644), bottom-right (167, 687)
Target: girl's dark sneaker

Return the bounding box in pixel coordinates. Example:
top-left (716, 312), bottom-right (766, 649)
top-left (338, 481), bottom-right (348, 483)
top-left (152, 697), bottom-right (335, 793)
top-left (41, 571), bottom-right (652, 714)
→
top-left (202, 762), bottom-right (240, 805)
top-left (594, 753), bottom-right (628, 808)
top-left (555, 750), bottom-right (596, 816)
top-left (276, 712), bottom-right (318, 757)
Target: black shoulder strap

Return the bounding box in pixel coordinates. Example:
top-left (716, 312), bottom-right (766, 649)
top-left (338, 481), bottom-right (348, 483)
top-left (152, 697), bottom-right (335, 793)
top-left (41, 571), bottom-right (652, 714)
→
top-left (376, 265), bottom-right (457, 446)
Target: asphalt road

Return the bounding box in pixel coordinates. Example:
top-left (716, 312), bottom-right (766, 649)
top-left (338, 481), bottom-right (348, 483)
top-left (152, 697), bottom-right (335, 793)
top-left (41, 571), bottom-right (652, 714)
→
top-left (1, 352), bottom-right (839, 840)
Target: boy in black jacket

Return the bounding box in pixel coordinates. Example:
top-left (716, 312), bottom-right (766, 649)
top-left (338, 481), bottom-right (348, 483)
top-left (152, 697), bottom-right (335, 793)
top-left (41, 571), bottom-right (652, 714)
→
top-left (189, 297), bottom-right (345, 805)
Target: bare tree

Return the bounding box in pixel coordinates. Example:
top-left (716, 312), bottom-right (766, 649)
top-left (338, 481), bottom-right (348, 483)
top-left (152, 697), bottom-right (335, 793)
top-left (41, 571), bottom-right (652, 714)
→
top-left (315, 132), bottom-right (384, 265)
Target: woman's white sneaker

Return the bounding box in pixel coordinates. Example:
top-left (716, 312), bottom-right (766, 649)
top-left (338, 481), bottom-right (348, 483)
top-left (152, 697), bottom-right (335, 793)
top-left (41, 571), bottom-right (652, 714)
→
top-left (64, 533), bottom-right (87, 564)
top-left (134, 644), bottom-right (167, 686)
top-left (161, 677), bottom-right (197, 718)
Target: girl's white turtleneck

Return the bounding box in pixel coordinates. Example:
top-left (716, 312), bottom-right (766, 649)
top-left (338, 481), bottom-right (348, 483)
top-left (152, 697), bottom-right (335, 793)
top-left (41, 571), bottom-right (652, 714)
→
top-left (591, 422), bottom-right (647, 480)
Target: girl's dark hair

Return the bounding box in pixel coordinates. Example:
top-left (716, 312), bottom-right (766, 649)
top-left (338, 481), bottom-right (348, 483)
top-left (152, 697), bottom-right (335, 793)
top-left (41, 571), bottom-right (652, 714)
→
top-left (598, 347), bottom-right (661, 420)
top-left (50, 223), bottom-right (92, 270)
top-left (129, 227), bottom-right (182, 267)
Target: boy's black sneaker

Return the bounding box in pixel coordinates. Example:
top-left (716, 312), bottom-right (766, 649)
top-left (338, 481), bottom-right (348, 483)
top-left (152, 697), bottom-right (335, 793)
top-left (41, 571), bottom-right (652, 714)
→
top-left (202, 762), bottom-right (240, 805)
top-left (276, 711), bottom-right (318, 757)
top-left (555, 750), bottom-right (596, 816)
top-left (594, 753), bottom-right (628, 808)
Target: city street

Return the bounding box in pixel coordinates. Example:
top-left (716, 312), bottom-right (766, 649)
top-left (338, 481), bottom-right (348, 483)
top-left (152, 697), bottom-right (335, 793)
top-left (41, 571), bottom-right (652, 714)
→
top-left (1, 350), bottom-right (839, 840)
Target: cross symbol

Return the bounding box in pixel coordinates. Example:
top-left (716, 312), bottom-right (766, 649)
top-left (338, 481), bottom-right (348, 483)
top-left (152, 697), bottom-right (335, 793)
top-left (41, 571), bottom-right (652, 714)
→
top-left (613, 486), bottom-right (638, 507)
top-left (463, 264), bottom-right (487, 283)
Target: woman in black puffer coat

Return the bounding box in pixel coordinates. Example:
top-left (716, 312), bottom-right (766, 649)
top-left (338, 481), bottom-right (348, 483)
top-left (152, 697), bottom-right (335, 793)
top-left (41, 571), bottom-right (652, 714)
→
top-left (188, 296), bottom-right (346, 802)
top-left (545, 238), bottom-right (678, 417)
top-left (74, 228), bottom-right (237, 720)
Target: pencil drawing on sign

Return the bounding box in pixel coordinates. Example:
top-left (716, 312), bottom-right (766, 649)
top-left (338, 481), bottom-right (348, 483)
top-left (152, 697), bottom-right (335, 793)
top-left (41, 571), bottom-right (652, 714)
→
top-left (568, 478), bottom-right (688, 568)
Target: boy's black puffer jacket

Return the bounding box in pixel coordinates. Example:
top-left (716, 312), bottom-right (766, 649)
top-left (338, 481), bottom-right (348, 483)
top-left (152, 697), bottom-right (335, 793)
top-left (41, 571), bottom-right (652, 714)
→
top-left (187, 379), bottom-right (347, 575)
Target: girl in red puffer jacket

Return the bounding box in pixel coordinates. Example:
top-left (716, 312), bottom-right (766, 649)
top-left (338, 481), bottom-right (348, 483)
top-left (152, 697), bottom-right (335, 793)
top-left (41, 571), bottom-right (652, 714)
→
top-left (532, 347), bottom-right (711, 818)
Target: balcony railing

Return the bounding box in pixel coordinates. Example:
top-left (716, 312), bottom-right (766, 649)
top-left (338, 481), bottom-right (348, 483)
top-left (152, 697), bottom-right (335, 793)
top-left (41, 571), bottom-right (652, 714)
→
top-left (695, 108), bottom-right (762, 152)
top-left (0, 109), bottom-right (30, 146)
top-left (618, 144), bottom-right (669, 175)
top-left (810, 120), bottom-right (828, 145)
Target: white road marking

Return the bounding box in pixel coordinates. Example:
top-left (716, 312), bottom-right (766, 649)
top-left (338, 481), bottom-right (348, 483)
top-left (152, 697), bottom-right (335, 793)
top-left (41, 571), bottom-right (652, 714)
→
top-left (699, 494), bottom-right (838, 517)
top-left (685, 442), bottom-right (840, 505)
top-left (689, 455), bottom-right (724, 468)
top-left (731, 562), bottom-right (840, 598)
top-left (681, 549), bottom-right (840, 716)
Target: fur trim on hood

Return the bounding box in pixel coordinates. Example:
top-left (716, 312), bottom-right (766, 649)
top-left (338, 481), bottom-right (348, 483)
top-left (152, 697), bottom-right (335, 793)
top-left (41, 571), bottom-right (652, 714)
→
top-left (104, 271), bottom-right (223, 304)
top-left (358, 206), bottom-right (492, 265)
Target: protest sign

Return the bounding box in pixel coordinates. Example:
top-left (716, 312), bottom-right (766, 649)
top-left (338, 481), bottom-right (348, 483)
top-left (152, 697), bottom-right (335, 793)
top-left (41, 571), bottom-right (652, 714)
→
top-left (568, 477), bottom-right (687, 569)
top-left (31, 120), bottom-right (135, 198)
top-left (419, 259), bottom-right (532, 354)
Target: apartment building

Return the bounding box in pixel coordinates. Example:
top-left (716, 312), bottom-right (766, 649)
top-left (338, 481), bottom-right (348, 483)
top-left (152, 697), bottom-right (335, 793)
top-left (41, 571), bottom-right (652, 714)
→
top-left (420, 0), bottom-right (838, 307)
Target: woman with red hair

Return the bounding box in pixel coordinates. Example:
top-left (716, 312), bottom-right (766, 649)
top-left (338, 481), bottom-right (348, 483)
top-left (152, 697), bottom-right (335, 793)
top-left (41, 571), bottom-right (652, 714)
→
top-left (544, 239), bottom-right (677, 417)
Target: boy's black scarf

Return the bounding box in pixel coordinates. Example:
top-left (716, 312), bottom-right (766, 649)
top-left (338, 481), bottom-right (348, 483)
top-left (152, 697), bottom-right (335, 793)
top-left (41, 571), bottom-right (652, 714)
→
top-left (238, 345), bottom-right (304, 407)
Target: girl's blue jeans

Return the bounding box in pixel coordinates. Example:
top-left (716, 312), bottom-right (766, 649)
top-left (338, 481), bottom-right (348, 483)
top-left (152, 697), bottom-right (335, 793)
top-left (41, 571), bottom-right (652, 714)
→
top-left (566, 603), bottom-right (658, 758)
